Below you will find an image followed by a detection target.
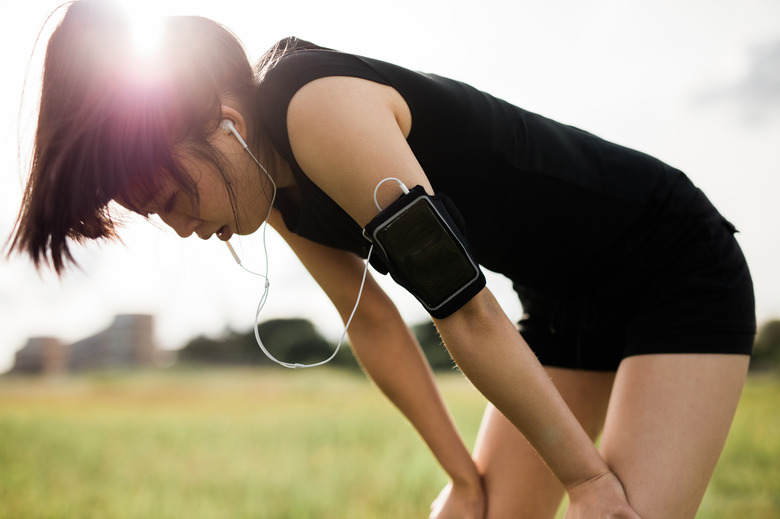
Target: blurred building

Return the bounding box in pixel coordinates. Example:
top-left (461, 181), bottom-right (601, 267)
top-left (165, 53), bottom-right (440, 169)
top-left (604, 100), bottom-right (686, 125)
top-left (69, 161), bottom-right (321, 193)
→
top-left (9, 314), bottom-right (161, 375)
top-left (11, 337), bottom-right (67, 376)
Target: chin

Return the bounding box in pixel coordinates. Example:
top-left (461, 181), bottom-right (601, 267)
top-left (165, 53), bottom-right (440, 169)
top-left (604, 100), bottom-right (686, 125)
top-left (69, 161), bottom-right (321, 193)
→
top-left (238, 221), bottom-right (263, 236)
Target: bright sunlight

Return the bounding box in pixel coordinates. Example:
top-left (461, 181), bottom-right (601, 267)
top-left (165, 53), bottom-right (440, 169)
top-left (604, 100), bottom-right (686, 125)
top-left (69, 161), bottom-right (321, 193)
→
top-left (116, 0), bottom-right (176, 56)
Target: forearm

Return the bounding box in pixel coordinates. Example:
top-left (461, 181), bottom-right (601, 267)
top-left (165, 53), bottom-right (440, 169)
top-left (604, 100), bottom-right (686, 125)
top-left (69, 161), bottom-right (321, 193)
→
top-left (271, 227), bottom-right (479, 486)
top-left (434, 288), bottom-right (608, 489)
top-left (347, 310), bottom-right (479, 486)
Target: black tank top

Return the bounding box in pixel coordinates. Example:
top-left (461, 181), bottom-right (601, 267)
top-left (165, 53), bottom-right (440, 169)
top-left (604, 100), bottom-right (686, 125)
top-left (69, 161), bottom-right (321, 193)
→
top-left (256, 37), bottom-right (693, 291)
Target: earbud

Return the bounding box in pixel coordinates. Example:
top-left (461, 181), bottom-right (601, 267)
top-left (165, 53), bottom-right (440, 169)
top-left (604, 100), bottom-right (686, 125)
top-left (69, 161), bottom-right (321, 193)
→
top-left (220, 118), bottom-right (274, 190)
top-left (221, 119), bottom-right (250, 149)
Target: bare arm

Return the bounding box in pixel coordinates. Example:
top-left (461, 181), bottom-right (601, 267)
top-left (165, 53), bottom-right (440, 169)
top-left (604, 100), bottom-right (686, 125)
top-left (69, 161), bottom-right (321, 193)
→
top-left (433, 288), bottom-right (606, 488)
top-left (268, 211), bottom-right (483, 504)
top-left (285, 76), bottom-right (638, 516)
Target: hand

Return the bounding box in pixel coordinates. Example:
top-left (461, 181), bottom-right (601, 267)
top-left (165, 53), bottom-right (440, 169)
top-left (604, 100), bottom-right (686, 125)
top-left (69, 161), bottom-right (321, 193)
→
top-left (564, 471), bottom-right (641, 519)
top-left (429, 477), bottom-right (485, 519)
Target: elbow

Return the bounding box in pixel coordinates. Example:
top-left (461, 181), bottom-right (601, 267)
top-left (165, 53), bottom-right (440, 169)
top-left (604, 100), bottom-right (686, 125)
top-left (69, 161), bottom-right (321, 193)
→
top-left (431, 288), bottom-right (507, 359)
top-left (347, 284), bottom-right (404, 332)
top-left (434, 287), bottom-right (501, 329)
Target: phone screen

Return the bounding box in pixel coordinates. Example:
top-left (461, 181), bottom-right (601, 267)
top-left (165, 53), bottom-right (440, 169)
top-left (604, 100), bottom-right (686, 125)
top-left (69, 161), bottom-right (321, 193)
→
top-left (374, 199), bottom-right (479, 309)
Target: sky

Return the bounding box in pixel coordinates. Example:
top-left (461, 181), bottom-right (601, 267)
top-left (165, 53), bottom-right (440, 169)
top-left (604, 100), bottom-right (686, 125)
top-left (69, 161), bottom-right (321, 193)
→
top-left (1, 0), bottom-right (779, 372)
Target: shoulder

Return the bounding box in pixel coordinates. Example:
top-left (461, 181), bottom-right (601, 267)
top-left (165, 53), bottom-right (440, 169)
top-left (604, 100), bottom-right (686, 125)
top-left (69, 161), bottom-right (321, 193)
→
top-left (257, 42), bottom-right (412, 169)
top-left (257, 39), bottom-right (396, 135)
top-left (285, 73), bottom-right (422, 226)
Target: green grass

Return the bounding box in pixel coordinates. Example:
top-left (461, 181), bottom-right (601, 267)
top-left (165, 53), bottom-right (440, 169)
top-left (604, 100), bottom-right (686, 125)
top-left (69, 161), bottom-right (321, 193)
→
top-left (0, 368), bottom-right (777, 518)
top-left (698, 375), bottom-right (780, 518)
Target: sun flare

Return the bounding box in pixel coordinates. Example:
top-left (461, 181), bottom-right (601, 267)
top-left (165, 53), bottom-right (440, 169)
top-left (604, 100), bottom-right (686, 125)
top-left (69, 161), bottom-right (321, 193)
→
top-left (117, 0), bottom-right (167, 56)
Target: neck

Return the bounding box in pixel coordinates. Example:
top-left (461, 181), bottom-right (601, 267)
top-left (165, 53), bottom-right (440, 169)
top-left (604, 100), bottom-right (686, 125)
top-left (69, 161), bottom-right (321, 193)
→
top-left (258, 136), bottom-right (295, 189)
top-left (269, 151), bottom-right (296, 189)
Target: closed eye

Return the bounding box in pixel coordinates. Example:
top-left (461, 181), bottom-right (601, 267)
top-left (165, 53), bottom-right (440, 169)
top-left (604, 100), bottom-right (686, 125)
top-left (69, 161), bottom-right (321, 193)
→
top-left (134, 192), bottom-right (177, 218)
top-left (161, 192), bottom-right (179, 214)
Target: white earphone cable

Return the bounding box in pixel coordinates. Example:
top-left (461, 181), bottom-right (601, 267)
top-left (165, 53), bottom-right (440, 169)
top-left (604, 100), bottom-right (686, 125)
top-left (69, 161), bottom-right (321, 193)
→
top-left (223, 118), bottom-right (408, 369)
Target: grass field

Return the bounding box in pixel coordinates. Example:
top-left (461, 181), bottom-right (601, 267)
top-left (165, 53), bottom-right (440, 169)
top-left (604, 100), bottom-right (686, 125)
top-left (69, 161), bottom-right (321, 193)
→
top-left (0, 367), bottom-right (778, 518)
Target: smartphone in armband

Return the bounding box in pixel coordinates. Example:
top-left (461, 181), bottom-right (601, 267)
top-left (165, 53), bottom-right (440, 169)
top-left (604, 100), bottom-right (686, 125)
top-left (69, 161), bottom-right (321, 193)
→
top-left (363, 186), bottom-right (484, 317)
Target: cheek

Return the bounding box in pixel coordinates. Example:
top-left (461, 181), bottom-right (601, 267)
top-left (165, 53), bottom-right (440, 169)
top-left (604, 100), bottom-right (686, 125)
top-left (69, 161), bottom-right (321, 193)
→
top-left (183, 165), bottom-right (233, 217)
top-left (198, 184), bottom-right (234, 219)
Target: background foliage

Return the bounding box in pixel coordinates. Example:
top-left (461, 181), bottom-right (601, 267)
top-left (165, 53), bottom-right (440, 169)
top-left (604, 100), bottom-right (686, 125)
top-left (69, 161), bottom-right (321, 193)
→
top-left (176, 319), bottom-right (456, 372)
top-left (177, 318), bottom-right (780, 373)
top-left (752, 319), bottom-right (780, 371)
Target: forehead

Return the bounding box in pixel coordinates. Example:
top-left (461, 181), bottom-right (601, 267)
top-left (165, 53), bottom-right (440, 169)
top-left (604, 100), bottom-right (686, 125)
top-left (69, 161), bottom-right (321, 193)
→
top-left (116, 138), bottom-right (230, 212)
top-left (115, 171), bottom-right (176, 213)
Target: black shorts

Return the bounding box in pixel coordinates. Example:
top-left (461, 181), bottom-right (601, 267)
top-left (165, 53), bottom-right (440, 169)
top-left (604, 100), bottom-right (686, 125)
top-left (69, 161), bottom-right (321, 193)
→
top-left (515, 187), bottom-right (756, 371)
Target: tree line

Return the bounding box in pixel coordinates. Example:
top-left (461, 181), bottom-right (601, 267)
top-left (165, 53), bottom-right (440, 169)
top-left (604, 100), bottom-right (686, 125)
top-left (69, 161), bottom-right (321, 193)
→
top-left (752, 319), bottom-right (780, 372)
top-left (177, 318), bottom-right (457, 372)
top-left (177, 318), bottom-right (780, 373)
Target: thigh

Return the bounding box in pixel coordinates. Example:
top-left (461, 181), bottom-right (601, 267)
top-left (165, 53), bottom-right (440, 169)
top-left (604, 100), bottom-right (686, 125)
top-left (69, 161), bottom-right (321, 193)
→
top-left (473, 366), bottom-right (615, 519)
top-left (600, 353), bottom-right (750, 519)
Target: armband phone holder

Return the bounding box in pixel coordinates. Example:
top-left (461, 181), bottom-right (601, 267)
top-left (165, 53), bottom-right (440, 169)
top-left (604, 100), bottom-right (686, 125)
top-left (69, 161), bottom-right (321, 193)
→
top-left (363, 186), bottom-right (485, 318)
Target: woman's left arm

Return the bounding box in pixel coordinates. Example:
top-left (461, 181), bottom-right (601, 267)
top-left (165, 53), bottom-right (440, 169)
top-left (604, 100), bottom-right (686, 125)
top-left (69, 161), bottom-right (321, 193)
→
top-left (268, 211), bottom-right (484, 517)
top-left (286, 76), bottom-right (639, 517)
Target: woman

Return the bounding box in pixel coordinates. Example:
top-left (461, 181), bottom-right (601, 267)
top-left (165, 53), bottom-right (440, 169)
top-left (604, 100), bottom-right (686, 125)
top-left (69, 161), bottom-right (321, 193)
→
top-left (9, 2), bottom-right (755, 518)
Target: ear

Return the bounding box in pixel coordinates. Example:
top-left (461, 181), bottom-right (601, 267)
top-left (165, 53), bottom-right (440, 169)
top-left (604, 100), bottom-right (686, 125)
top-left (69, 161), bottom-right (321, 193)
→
top-left (220, 104), bottom-right (248, 140)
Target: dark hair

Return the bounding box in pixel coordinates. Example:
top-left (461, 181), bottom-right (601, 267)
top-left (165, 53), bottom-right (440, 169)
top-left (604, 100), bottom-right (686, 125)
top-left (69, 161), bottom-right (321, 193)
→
top-left (7, 0), bottom-right (258, 273)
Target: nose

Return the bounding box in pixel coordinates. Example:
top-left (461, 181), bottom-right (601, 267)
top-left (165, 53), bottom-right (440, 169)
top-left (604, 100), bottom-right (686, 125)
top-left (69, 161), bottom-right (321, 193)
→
top-left (158, 211), bottom-right (200, 238)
